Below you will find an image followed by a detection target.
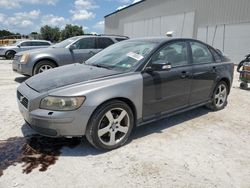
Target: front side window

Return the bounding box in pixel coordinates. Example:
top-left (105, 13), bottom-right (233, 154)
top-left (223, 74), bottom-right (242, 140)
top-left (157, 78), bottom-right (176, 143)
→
top-left (152, 42), bottom-right (188, 67)
top-left (191, 42), bottom-right (214, 64)
top-left (74, 38), bottom-right (96, 49)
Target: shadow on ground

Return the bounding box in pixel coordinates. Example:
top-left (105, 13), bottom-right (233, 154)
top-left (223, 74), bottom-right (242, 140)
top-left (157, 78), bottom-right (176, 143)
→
top-left (0, 106), bottom-right (210, 176)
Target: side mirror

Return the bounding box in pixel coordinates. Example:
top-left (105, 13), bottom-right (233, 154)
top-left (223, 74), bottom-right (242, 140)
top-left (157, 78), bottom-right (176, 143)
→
top-left (150, 60), bottom-right (172, 71)
top-left (69, 45), bottom-right (76, 51)
top-left (17, 45), bottom-right (20, 48)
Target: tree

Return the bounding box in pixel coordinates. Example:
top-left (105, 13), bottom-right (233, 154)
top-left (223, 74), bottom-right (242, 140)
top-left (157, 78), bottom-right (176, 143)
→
top-left (60, 24), bottom-right (84, 40)
top-left (40, 25), bottom-right (60, 43)
top-left (0, 30), bottom-right (15, 38)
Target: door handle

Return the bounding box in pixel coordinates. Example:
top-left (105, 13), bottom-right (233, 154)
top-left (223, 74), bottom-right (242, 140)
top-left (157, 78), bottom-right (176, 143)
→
top-left (180, 71), bottom-right (190, 79)
top-left (212, 66), bottom-right (217, 72)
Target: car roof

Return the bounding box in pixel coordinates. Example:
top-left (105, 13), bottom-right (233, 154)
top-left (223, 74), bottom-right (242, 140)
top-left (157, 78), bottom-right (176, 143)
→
top-left (124, 37), bottom-right (210, 45)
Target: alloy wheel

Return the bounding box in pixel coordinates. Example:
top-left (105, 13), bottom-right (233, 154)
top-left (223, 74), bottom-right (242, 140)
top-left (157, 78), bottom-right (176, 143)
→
top-left (214, 83), bottom-right (227, 108)
top-left (38, 65), bottom-right (53, 73)
top-left (97, 108), bottom-right (130, 146)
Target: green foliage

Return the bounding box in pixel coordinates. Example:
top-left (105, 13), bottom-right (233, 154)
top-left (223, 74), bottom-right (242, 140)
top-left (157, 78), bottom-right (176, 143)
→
top-left (60, 24), bottom-right (84, 41)
top-left (40, 25), bottom-right (61, 43)
top-left (0, 30), bottom-right (16, 38)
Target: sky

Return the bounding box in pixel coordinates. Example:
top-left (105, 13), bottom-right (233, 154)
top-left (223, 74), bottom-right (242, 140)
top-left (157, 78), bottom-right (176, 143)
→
top-left (0, 0), bottom-right (141, 35)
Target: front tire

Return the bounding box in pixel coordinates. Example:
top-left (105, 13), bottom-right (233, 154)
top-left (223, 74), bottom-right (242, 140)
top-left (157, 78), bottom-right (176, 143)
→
top-left (33, 60), bottom-right (56, 75)
top-left (5, 50), bottom-right (16, 59)
top-left (207, 81), bottom-right (228, 111)
top-left (86, 100), bottom-right (134, 150)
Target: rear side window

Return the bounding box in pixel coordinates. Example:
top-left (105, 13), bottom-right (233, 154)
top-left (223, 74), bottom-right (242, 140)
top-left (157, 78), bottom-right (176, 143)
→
top-left (190, 42), bottom-right (214, 64)
top-left (74, 38), bottom-right (96, 49)
top-left (20, 42), bottom-right (32, 46)
top-left (97, 38), bottom-right (114, 49)
top-left (36, 42), bottom-right (50, 46)
top-left (209, 47), bottom-right (222, 63)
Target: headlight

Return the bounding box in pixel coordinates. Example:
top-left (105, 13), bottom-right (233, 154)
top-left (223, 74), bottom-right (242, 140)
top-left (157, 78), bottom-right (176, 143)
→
top-left (40, 96), bottom-right (85, 111)
top-left (20, 53), bottom-right (29, 64)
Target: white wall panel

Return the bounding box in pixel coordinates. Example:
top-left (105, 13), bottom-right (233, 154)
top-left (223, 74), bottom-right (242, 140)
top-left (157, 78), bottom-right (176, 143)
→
top-left (224, 23), bottom-right (250, 63)
top-left (197, 22), bottom-right (250, 63)
top-left (123, 12), bottom-right (194, 38)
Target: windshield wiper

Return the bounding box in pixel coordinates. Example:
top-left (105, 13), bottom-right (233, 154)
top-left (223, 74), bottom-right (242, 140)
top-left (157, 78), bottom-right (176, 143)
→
top-left (91, 64), bottom-right (114, 70)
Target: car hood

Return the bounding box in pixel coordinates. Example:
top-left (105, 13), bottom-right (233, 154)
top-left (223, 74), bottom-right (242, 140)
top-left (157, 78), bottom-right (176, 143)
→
top-left (25, 63), bottom-right (121, 93)
top-left (16, 47), bottom-right (64, 56)
top-left (0, 45), bottom-right (16, 49)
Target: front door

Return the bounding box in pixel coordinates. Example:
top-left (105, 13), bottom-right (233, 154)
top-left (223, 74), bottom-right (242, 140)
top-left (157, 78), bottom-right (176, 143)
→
top-left (71, 37), bottom-right (99, 63)
top-left (142, 41), bottom-right (192, 120)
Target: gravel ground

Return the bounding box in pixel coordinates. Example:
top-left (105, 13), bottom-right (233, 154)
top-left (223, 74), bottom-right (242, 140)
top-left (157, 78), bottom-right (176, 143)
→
top-left (0, 60), bottom-right (249, 188)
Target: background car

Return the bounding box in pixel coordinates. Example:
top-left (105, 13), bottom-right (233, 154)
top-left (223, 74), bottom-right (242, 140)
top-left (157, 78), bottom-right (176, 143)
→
top-left (0, 40), bottom-right (51, 59)
top-left (17, 38), bottom-right (234, 150)
top-left (12, 35), bottom-right (129, 76)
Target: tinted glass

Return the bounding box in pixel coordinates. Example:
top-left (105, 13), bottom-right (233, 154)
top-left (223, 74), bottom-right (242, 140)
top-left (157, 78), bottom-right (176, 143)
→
top-left (191, 42), bottom-right (214, 64)
top-left (97, 38), bottom-right (114, 49)
top-left (74, 38), bottom-right (96, 49)
top-left (52, 36), bottom-right (81, 48)
top-left (152, 42), bottom-right (188, 67)
top-left (21, 42), bottom-right (32, 46)
top-left (86, 41), bottom-right (157, 71)
top-left (209, 47), bottom-right (222, 63)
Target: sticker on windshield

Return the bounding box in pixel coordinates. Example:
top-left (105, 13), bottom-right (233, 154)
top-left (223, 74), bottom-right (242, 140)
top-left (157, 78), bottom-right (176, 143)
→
top-left (127, 52), bottom-right (144, 61)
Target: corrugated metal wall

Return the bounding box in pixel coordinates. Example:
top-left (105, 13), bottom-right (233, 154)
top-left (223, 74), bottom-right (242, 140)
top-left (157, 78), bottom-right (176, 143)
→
top-left (105, 0), bottom-right (250, 62)
top-left (105, 0), bottom-right (250, 37)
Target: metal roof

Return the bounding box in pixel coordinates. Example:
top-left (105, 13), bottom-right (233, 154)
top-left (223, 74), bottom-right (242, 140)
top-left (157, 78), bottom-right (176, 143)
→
top-left (104, 0), bottom-right (146, 18)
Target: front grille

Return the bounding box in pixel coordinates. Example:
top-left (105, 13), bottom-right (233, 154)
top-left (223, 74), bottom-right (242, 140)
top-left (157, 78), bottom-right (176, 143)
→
top-left (17, 91), bottom-right (29, 109)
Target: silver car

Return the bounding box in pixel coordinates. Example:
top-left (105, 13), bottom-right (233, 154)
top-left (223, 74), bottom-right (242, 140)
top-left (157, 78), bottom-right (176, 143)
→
top-left (0, 40), bottom-right (51, 59)
top-left (17, 38), bottom-right (234, 150)
top-left (12, 35), bottom-right (128, 76)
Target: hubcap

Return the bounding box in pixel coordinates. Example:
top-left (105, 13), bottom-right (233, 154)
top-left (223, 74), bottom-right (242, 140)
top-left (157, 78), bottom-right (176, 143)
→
top-left (214, 84), bottom-right (227, 108)
top-left (38, 65), bottom-right (53, 73)
top-left (98, 108), bottom-right (130, 146)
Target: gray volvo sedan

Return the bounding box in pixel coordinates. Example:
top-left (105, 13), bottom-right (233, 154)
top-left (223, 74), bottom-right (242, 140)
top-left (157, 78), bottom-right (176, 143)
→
top-left (17, 38), bottom-right (234, 150)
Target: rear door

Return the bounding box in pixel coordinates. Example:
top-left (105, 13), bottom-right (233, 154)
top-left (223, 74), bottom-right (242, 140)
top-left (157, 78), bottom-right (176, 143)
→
top-left (71, 37), bottom-right (99, 63)
top-left (189, 41), bottom-right (218, 105)
top-left (142, 41), bottom-right (192, 119)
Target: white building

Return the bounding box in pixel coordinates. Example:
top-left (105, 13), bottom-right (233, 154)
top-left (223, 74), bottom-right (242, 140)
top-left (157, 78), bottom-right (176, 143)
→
top-left (105, 0), bottom-right (250, 63)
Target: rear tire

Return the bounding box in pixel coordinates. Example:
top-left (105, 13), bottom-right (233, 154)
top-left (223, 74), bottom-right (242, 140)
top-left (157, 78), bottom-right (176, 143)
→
top-left (207, 81), bottom-right (228, 111)
top-left (86, 100), bottom-right (134, 150)
top-left (5, 50), bottom-right (16, 59)
top-left (33, 60), bottom-right (56, 75)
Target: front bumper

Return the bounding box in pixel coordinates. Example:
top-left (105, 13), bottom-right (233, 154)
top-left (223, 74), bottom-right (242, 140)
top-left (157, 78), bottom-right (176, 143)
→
top-left (17, 83), bottom-right (94, 137)
top-left (12, 56), bottom-right (32, 76)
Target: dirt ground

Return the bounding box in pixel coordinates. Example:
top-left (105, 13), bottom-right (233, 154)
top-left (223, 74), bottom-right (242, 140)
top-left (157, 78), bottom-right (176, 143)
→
top-left (0, 59), bottom-right (249, 188)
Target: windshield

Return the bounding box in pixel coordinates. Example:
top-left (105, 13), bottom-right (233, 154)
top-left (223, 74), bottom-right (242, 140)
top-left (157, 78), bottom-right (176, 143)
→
top-left (86, 40), bottom-right (157, 71)
top-left (52, 36), bottom-right (81, 48)
top-left (8, 41), bottom-right (22, 46)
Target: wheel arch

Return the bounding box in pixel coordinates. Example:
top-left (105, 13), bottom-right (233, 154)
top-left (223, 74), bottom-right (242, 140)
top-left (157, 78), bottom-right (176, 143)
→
top-left (87, 97), bottom-right (138, 128)
top-left (219, 77), bottom-right (231, 94)
top-left (33, 58), bottom-right (58, 74)
top-left (5, 50), bottom-right (16, 56)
